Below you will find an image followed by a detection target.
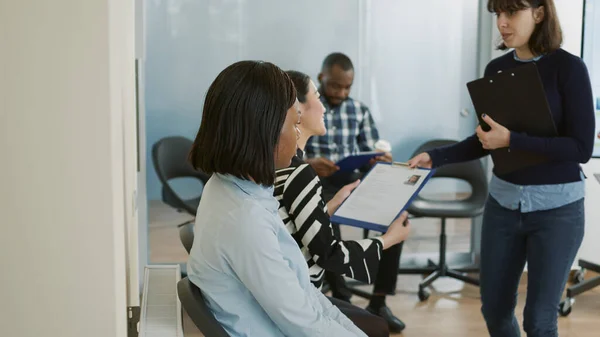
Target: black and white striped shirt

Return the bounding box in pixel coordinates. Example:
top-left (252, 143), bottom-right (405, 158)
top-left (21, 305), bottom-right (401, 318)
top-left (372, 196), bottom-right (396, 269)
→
top-left (274, 151), bottom-right (383, 289)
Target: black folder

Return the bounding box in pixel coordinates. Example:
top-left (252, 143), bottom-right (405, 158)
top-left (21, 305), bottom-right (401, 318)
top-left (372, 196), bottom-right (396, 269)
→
top-left (466, 62), bottom-right (557, 175)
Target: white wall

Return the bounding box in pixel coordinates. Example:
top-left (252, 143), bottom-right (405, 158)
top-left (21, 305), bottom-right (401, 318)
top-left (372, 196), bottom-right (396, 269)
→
top-left (555, 0), bottom-right (585, 56)
top-left (582, 0), bottom-right (600, 158)
top-left (143, 0), bottom-right (481, 200)
top-left (0, 0), bottom-right (135, 336)
top-left (580, 0), bottom-right (600, 263)
top-left (135, 0), bottom-right (149, 296)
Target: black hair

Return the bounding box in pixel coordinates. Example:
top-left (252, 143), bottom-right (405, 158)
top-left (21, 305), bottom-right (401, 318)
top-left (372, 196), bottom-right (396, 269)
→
top-left (189, 61), bottom-right (296, 186)
top-left (285, 70), bottom-right (311, 103)
top-left (321, 52), bottom-right (354, 72)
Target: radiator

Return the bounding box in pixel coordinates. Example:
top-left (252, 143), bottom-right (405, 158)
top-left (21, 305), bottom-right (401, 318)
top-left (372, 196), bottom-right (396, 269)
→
top-left (138, 265), bottom-right (183, 337)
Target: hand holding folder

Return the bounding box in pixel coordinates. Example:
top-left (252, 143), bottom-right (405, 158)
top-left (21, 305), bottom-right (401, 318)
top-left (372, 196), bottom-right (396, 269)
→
top-left (475, 114), bottom-right (512, 150)
top-left (467, 62), bottom-right (557, 174)
top-left (335, 152), bottom-right (383, 173)
top-left (330, 162), bottom-right (435, 232)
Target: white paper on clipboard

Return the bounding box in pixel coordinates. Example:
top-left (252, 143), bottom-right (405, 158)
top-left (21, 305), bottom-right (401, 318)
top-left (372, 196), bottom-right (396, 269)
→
top-left (331, 163), bottom-right (434, 231)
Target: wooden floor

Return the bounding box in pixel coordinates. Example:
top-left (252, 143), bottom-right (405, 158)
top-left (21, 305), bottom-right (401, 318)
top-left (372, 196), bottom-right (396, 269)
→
top-left (149, 201), bottom-right (600, 336)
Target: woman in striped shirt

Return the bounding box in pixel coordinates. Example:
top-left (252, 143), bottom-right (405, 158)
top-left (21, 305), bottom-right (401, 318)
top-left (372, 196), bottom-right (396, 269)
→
top-left (275, 70), bottom-right (412, 336)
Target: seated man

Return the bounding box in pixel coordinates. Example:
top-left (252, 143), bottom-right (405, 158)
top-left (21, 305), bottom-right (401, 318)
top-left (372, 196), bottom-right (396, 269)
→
top-left (304, 52), bottom-right (404, 332)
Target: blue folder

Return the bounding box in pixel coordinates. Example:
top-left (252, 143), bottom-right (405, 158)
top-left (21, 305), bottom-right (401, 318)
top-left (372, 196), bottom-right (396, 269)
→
top-left (335, 152), bottom-right (383, 173)
top-left (330, 162), bottom-right (436, 232)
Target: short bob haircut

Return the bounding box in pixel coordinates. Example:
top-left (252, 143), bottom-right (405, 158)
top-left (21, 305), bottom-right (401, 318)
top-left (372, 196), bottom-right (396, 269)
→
top-left (189, 61), bottom-right (296, 186)
top-left (488, 0), bottom-right (562, 55)
top-left (286, 70), bottom-right (311, 103)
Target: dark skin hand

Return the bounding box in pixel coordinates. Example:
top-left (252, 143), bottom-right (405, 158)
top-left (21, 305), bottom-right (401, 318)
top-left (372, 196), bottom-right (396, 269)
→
top-left (306, 157), bottom-right (339, 177)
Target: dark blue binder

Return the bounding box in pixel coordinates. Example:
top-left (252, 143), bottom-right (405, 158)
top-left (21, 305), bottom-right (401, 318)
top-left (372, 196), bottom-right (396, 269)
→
top-left (335, 152), bottom-right (383, 173)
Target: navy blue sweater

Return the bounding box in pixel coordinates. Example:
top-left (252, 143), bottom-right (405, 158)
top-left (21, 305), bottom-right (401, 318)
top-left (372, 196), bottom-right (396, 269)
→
top-left (429, 49), bottom-right (595, 185)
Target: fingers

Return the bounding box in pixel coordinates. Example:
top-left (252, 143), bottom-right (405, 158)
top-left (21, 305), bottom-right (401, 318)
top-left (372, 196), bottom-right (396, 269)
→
top-left (407, 157), bottom-right (419, 168)
top-left (379, 152), bottom-right (393, 163)
top-left (322, 158), bottom-right (337, 168)
top-left (343, 180), bottom-right (360, 192)
top-left (321, 158), bottom-right (339, 175)
top-left (408, 153), bottom-right (427, 168)
top-left (400, 211), bottom-right (410, 225)
top-left (482, 113), bottom-right (498, 128)
top-left (476, 126), bottom-right (488, 148)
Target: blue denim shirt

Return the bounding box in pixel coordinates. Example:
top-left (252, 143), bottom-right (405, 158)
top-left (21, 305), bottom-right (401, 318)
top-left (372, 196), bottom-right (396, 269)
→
top-left (489, 173), bottom-right (585, 213)
top-left (187, 174), bottom-right (366, 337)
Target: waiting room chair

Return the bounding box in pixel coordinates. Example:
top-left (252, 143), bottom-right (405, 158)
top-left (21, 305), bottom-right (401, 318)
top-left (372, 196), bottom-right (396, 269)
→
top-left (403, 139), bottom-right (488, 301)
top-left (559, 173), bottom-right (600, 315)
top-left (559, 259), bottom-right (600, 316)
top-left (177, 277), bottom-right (231, 337)
top-left (152, 136), bottom-right (206, 275)
top-left (152, 136), bottom-right (210, 216)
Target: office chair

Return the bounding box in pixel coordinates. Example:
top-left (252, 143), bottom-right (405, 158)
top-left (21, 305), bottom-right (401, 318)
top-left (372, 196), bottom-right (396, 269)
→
top-left (559, 174), bottom-right (600, 316)
top-left (559, 259), bottom-right (600, 316)
top-left (177, 277), bottom-right (231, 337)
top-left (152, 136), bottom-right (210, 217)
top-left (403, 139), bottom-right (488, 301)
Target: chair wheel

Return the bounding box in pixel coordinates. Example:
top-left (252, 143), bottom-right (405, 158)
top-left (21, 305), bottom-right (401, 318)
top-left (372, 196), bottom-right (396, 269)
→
top-left (571, 269), bottom-right (586, 284)
top-left (559, 299), bottom-right (573, 317)
top-left (418, 289), bottom-right (430, 302)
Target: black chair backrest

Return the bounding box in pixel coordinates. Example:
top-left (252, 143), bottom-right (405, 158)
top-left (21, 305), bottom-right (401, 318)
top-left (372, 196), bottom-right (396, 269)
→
top-left (412, 139), bottom-right (489, 210)
top-left (177, 277), bottom-right (231, 337)
top-left (152, 136), bottom-right (210, 215)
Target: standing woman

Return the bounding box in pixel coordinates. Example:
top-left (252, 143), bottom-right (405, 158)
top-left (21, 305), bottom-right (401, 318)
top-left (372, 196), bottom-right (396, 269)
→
top-left (187, 61), bottom-right (367, 337)
top-left (408, 1), bottom-right (595, 336)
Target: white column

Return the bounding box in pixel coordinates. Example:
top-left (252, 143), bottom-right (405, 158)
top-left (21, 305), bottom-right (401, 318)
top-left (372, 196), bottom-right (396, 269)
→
top-left (135, 0), bottom-right (150, 295)
top-left (0, 0), bottom-right (135, 336)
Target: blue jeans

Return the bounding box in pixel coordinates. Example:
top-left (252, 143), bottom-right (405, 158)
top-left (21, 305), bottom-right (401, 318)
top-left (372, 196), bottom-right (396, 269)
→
top-left (480, 196), bottom-right (585, 337)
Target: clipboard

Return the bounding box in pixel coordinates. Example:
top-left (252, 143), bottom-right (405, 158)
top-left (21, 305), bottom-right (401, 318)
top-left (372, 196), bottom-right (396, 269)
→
top-left (466, 62), bottom-right (557, 175)
top-left (330, 162), bottom-right (436, 232)
top-left (335, 152), bottom-right (383, 173)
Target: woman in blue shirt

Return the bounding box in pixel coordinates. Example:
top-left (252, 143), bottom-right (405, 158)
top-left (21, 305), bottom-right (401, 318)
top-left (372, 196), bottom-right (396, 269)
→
top-left (186, 61), bottom-right (368, 337)
top-left (409, 1), bottom-right (595, 337)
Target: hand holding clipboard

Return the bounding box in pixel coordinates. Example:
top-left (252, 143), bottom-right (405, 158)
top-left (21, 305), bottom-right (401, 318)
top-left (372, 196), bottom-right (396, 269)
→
top-left (475, 113), bottom-right (511, 150)
top-left (330, 162), bottom-right (435, 232)
top-left (466, 62), bottom-right (557, 174)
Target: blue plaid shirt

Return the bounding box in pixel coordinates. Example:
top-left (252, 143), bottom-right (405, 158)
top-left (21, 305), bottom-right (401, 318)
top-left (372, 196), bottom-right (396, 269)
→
top-left (305, 96), bottom-right (380, 162)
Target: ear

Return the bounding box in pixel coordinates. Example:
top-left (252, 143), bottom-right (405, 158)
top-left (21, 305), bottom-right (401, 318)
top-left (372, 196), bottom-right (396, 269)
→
top-left (534, 6), bottom-right (545, 24)
top-left (317, 72), bottom-right (324, 83)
